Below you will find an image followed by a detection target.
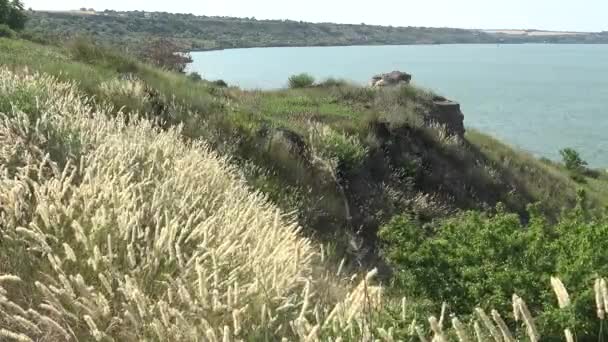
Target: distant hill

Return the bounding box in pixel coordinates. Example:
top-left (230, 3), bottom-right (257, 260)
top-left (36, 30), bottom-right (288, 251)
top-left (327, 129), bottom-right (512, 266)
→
top-left (25, 10), bottom-right (608, 51)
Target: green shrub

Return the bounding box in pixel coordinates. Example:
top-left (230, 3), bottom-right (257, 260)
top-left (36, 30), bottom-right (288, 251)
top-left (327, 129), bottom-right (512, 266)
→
top-left (212, 79), bottom-right (228, 87)
top-left (187, 71), bottom-right (202, 81)
top-left (380, 197), bottom-right (608, 339)
top-left (314, 125), bottom-right (367, 169)
top-left (560, 148), bottom-right (587, 172)
top-left (0, 24), bottom-right (15, 38)
top-left (318, 77), bottom-right (349, 88)
top-left (288, 73), bottom-right (315, 88)
top-left (560, 147), bottom-right (589, 182)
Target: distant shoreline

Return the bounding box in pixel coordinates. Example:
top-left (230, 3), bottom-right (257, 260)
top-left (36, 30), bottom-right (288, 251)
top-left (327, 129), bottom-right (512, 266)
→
top-left (188, 41), bottom-right (608, 53)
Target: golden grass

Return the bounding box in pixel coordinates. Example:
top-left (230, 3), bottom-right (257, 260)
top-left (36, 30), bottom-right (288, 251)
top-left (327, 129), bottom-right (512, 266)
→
top-left (0, 68), bottom-right (385, 340)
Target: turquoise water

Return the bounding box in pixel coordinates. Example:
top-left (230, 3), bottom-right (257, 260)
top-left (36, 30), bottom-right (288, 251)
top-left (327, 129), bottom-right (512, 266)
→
top-left (190, 45), bottom-right (608, 166)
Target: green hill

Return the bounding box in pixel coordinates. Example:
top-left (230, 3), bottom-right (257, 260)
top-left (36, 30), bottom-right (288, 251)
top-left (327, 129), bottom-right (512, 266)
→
top-left (2, 36), bottom-right (608, 340)
top-left (24, 10), bottom-right (608, 51)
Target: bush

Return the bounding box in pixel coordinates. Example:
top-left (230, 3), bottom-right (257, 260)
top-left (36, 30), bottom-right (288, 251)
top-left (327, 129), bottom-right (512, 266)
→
top-left (380, 196), bottom-right (608, 339)
top-left (560, 147), bottom-right (589, 182)
top-left (0, 23), bottom-right (15, 38)
top-left (141, 38), bottom-right (192, 73)
top-left (318, 77), bottom-right (349, 88)
top-left (187, 71), bottom-right (202, 81)
top-left (211, 79), bottom-right (228, 87)
top-left (313, 124), bottom-right (368, 169)
top-left (288, 73), bottom-right (315, 88)
top-left (560, 147), bottom-right (587, 172)
top-left (69, 37), bottom-right (138, 73)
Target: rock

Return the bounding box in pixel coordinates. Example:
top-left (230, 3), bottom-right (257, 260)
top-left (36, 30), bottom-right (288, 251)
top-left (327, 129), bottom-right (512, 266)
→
top-left (426, 96), bottom-right (465, 137)
top-left (370, 70), bottom-right (412, 87)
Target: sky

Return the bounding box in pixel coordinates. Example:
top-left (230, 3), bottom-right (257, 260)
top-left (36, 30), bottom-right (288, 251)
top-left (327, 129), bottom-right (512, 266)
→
top-left (23, 0), bottom-right (608, 32)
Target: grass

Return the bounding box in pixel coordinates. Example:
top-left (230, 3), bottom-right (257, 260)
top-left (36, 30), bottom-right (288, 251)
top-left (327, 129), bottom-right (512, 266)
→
top-left (0, 66), bottom-right (387, 341)
top-left (466, 129), bottom-right (608, 216)
top-left (1, 67), bottom-right (607, 341)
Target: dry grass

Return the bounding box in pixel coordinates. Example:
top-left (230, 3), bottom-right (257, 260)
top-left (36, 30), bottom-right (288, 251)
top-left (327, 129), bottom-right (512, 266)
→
top-left (0, 68), bottom-right (385, 340)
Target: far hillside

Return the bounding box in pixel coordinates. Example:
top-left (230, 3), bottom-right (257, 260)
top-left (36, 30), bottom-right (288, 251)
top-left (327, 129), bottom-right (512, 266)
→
top-left (24, 10), bottom-right (608, 51)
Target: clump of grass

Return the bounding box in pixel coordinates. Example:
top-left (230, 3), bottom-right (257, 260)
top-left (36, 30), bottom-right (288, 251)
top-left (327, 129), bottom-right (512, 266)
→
top-left (288, 73), bottom-right (315, 89)
top-left (311, 123), bottom-right (368, 169)
top-left (68, 37), bottom-right (138, 73)
top-left (333, 85), bottom-right (377, 103)
top-left (99, 78), bottom-right (147, 99)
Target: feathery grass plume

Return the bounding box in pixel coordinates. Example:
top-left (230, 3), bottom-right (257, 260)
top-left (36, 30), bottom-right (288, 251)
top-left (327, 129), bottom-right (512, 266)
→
top-left (513, 294), bottom-right (539, 342)
top-left (0, 275), bottom-right (22, 283)
top-left (336, 258), bottom-right (346, 277)
top-left (550, 277), bottom-right (571, 309)
top-left (378, 327), bottom-right (395, 341)
top-left (299, 280), bottom-right (311, 320)
top-left (550, 277), bottom-right (576, 342)
top-left (0, 329), bottom-right (33, 342)
top-left (512, 294), bottom-right (521, 322)
top-left (401, 296), bottom-right (407, 322)
top-left (428, 316), bottom-right (447, 342)
top-left (206, 328), bottom-right (218, 342)
top-left (601, 278), bottom-right (608, 320)
top-left (595, 278), bottom-right (605, 319)
top-left (414, 324), bottom-right (429, 342)
top-left (474, 308), bottom-right (501, 342)
top-left (473, 321), bottom-right (484, 342)
top-left (491, 309), bottom-right (515, 342)
top-left (222, 326), bottom-right (231, 342)
top-left (62, 243), bottom-right (77, 262)
top-left (438, 302), bottom-right (448, 329)
top-left (452, 317), bottom-right (470, 342)
top-left (564, 328), bottom-right (574, 342)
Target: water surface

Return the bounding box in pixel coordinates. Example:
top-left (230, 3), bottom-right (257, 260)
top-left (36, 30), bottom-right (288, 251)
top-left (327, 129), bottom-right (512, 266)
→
top-left (190, 44), bottom-right (608, 166)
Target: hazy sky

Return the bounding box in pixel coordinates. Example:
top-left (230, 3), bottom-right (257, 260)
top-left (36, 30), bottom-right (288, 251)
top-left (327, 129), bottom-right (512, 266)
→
top-left (23, 0), bottom-right (608, 32)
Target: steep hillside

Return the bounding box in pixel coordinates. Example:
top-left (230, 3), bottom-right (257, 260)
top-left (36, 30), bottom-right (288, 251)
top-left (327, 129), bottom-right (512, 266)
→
top-left (3, 37), bottom-right (608, 340)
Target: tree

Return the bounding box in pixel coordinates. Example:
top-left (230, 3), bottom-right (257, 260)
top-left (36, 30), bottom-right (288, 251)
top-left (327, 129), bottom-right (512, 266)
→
top-left (142, 38), bottom-right (192, 73)
top-left (0, 0), bottom-right (26, 30)
top-left (187, 71), bottom-right (202, 82)
top-left (559, 148), bottom-right (587, 172)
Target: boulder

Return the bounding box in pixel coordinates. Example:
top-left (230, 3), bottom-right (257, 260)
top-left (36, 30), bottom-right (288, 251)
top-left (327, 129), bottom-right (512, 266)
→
top-left (426, 96), bottom-right (465, 137)
top-left (369, 71), bottom-right (412, 87)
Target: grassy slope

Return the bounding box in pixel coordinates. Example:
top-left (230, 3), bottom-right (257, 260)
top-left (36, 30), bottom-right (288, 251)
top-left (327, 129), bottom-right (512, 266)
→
top-left (2, 37), bottom-right (608, 340)
top-left (0, 65), bottom-right (389, 341)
